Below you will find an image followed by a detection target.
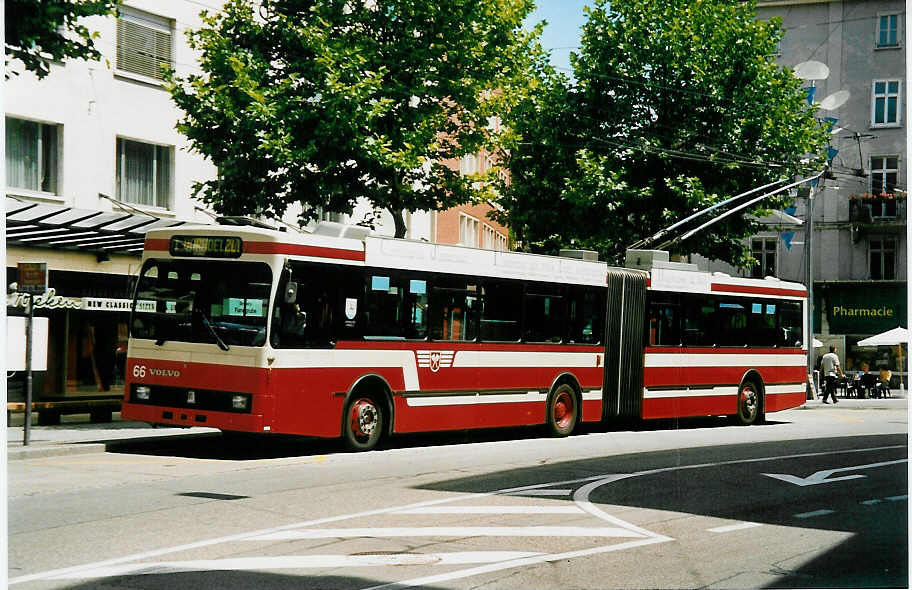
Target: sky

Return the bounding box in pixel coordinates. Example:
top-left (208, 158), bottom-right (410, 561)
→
top-left (524, 1), bottom-right (592, 74)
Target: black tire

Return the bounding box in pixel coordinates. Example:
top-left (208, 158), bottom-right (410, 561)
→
top-left (547, 384), bottom-right (579, 437)
top-left (733, 381), bottom-right (761, 425)
top-left (343, 395), bottom-right (384, 451)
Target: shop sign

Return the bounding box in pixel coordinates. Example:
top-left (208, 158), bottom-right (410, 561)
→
top-left (6, 288), bottom-right (155, 312)
top-left (823, 285), bottom-right (907, 334)
top-left (17, 262), bottom-right (48, 295)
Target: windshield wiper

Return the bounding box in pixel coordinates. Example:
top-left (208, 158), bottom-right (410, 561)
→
top-left (200, 311), bottom-right (230, 351)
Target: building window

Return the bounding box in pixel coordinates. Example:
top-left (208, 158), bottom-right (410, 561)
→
top-left (482, 224), bottom-right (507, 251)
top-left (876, 14), bottom-right (900, 48)
top-left (116, 7), bottom-right (173, 81)
top-left (5, 117), bottom-right (59, 194)
top-left (459, 154), bottom-right (478, 176)
top-left (116, 138), bottom-right (172, 209)
top-left (872, 80), bottom-right (901, 127)
top-left (750, 237), bottom-right (776, 278)
top-left (870, 238), bottom-right (896, 280)
top-left (870, 156), bottom-right (899, 217)
top-left (458, 213), bottom-right (479, 247)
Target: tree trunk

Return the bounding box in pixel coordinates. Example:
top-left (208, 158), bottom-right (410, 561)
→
top-left (390, 208), bottom-right (407, 238)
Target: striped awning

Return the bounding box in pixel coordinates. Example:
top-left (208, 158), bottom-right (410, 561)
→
top-left (6, 197), bottom-right (188, 255)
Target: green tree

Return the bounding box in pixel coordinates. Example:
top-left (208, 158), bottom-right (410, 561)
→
top-left (167, 0), bottom-right (538, 236)
top-left (5, 0), bottom-right (120, 79)
top-left (496, 0), bottom-right (829, 266)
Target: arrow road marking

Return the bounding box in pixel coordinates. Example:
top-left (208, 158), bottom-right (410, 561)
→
top-left (763, 458), bottom-right (907, 486)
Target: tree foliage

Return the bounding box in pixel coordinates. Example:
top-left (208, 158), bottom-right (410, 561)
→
top-left (495, 0), bottom-right (829, 266)
top-left (5, 0), bottom-right (120, 79)
top-left (168, 0), bottom-right (538, 236)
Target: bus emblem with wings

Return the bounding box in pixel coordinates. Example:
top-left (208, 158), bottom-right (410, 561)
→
top-left (416, 350), bottom-right (455, 373)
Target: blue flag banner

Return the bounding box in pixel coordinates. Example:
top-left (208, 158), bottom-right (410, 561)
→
top-left (782, 232), bottom-right (795, 251)
top-left (805, 86), bottom-right (817, 105)
top-left (827, 147), bottom-right (838, 162)
top-left (785, 205), bottom-right (797, 216)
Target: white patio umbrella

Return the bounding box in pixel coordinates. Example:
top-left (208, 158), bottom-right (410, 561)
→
top-left (856, 326), bottom-right (909, 347)
top-left (856, 326), bottom-right (908, 392)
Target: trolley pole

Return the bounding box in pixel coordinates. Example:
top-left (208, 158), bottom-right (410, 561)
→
top-left (24, 292), bottom-right (33, 445)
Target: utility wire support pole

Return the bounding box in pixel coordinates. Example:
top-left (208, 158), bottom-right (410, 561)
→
top-left (24, 293), bottom-right (34, 445)
top-left (805, 181), bottom-right (816, 384)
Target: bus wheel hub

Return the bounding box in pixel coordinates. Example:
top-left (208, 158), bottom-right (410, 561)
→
top-left (352, 400), bottom-right (377, 437)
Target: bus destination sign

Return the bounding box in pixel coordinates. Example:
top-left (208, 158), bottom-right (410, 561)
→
top-left (169, 236), bottom-right (243, 258)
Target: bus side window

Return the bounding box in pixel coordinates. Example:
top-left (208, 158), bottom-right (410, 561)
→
top-left (646, 298), bottom-right (680, 346)
top-left (481, 280), bottom-right (522, 342)
top-left (749, 301), bottom-right (777, 347)
top-left (566, 287), bottom-right (602, 344)
top-left (430, 279), bottom-right (479, 341)
top-left (524, 284), bottom-right (564, 343)
top-left (271, 263), bottom-right (335, 349)
top-left (405, 278), bottom-right (428, 339)
top-left (716, 299), bottom-right (748, 346)
top-left (778, 300), bottom-right (803, 347)
top-left (682, 295), bottom-right (715, 346)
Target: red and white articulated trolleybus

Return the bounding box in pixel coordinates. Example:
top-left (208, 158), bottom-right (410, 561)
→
top-left (122, 222), bottom-right (808, 450)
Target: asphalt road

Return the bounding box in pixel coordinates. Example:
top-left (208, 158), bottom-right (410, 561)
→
top-left (8, 403), bottom-right (908, 589)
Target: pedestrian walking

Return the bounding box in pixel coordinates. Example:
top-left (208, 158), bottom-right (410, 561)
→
top-left (820, 345), bottom-right (842, 404)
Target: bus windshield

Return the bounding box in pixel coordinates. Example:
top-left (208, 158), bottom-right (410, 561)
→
top-left (131, 259), bottom-right (273, 348)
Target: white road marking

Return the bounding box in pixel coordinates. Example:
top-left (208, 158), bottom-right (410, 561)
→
top-left (50, 552), bottom-right (544, 580)
top-left (250, 526), bottom-right (646, 540)
top-left (505, 489), bottom-right (572, 496)
top-left (12, 444), bottom-right (905, 586)
top-left (363, 537), bottom-right (672, 590)
top-left (707, 522), bottom-right (763, 534)
top-left (794, 509), bottom-right (836, 519)
top-left (764, 458), bottom-right (907, 487)
top-left (394, 506), bottom-right (584, 515)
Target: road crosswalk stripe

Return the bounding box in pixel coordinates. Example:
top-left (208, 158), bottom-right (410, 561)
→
top-left (49, 552), bottom-right (547, 579)
top-left (393, 506), bottom-right (585, 514)
top-left (707, 522), bottom-right (762, 533)
top-left (250, 526), bottom-right (646, 540)
top-left (505, 489), bottom-right (572, 496)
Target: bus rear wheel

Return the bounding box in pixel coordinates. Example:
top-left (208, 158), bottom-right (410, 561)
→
top-left (343, 395), bottom-right (384, 451)
top-left (734, 381), bottom-right (761, 426)
top-left (547, 384), bottom-right (578, 437)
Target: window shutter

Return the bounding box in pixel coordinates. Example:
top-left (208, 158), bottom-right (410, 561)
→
top-left (117, 17), bottom-right (172, 80)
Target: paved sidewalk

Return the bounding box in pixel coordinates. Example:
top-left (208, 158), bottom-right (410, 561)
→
top-left (6, 414), bottom-right (217, 460)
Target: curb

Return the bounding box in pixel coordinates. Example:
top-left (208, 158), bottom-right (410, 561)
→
top-left (8, 442), bottom-right (108, 461)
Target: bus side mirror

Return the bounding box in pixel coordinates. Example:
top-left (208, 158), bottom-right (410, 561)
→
top-left (285, 282), bottom-right (298, 304)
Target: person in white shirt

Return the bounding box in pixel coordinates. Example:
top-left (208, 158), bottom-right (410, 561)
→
top-left (820, 345), bottom-right (843, 404)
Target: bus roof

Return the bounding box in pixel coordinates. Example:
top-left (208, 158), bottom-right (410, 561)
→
top-left (141, 223), bottom-right (612, 287)
top-left (142, 223), bottom-right (806, 296)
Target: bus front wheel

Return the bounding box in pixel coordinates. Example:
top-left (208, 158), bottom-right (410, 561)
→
top-left (547, 384), bottom-right (579, 437)
top-left (343, 395), bottom-right (384, 451)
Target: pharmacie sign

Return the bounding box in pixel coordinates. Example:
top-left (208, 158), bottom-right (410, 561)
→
top-left (7, 288), bottom-right (155, 312)
top-left (824, 285), bottom-right (906, 333)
